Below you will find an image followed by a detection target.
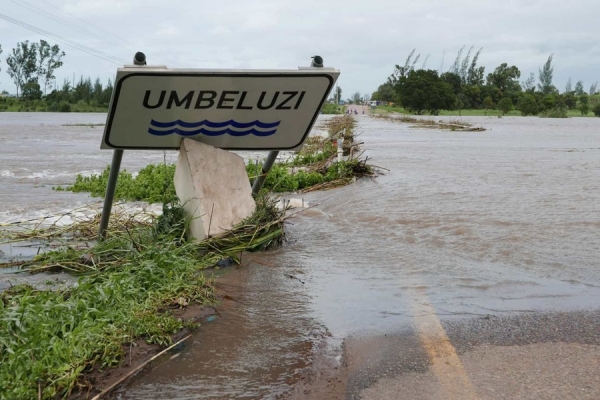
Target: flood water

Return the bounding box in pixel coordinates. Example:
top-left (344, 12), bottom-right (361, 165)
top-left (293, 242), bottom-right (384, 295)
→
top-left (2, 112), bottom-right (600, 398)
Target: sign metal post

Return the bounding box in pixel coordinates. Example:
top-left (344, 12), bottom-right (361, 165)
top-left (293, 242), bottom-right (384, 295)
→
top-left (97, 54), bottom-right (338, 240)
top-left (98, 52), bottom-right (147, 240)
top-left (98, 149), bottom-right (124, 240)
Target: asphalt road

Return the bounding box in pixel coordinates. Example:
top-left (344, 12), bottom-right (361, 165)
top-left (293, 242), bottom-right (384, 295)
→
top-left (290, 309), bottom-right (600, 400)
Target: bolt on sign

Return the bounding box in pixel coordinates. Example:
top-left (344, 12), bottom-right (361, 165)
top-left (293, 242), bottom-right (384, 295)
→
top-left (101, 67), bottom-right (340, 150)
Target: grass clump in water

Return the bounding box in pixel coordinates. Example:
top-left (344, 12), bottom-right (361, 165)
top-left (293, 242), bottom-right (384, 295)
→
top-left (57, 116), bottom-right (377, 201)
top-left (54, 163), bottom-right (177, 203)
top-left (375, 114), bottom-right (485, 131)
top-left (0, 195), bottom-right (285, 399)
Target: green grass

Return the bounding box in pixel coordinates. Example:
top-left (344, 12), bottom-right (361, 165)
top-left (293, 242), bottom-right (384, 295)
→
top-left (57, 131), bottom-right (369, 201)
top-left (321, 103), bottom-right (345, 114)
top-left (0, 195), bottom-right (285, 399)
top-left (54, 164), bottom-right (177, 203)
top-left (4, 114), bottom-right (371, 398)
top-left (374, 105), bottom-right (597, 117)
top-left (56, 156), bottom-right (368, 202)
top-left (0, 98), bottom-right (107, 113)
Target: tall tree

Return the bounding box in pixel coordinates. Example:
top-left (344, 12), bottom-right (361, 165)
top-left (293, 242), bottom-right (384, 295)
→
top-left (36, 40), bottom-right (51, 89)
top-left (441, 72), bottom-right (462, 95)
top-left (42, 43), bottom-right (65, 95)
top-left (73, 76), bottom-right (93, 102)
top-left (589, 82), bottom-right (598, 96)
top-left (334, 86), bottom-right (342, 103)
top-left (93, 77), bottom-right (103, 104)
top-left (487, 63), bottom-right (521, 95)
top-left (517, 94), bottom-right (538, 116)
top-left (497, 97), bottom-right (514, 116)
top-left (578, 94), bottom-right (589, 115)
top-left (537, 54), bottom-right (556, 94)
top-left (564, 92), bottom-right (577, 109)
top-left (371, 83), bottom-right (395, 103)
top-left (574, 80), bottom-right (585, 96)
top-left (565, 77), bottom-right (572, 93)
top-left (388, 49), bottom-right (420, 87)
top-left (352, 91), bottom-right (362, 105)
top-left (6, 41), bottom-right (38, 97)
top-left (459, 46), bottom-right (473, 83)
top-left (521, 72), bottom-right (536, 93)
top-left (101, 78), bottom-right (113, 105)
top-left (22, 80), bottom-right (42, 100)
top-left (398, 69), bottom-right (456, 115)
top-left (450, 46), bottom-right (464, 76)
top-left (466, 48), bottom-right (485, 86)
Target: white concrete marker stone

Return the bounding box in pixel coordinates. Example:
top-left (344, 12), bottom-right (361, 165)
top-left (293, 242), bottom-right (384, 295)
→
top-left (174, 138), bottom-right (255, 241)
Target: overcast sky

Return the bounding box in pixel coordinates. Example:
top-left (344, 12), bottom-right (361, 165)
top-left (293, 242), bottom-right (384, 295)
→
top-left (1, 0), bottom-right (599, 97)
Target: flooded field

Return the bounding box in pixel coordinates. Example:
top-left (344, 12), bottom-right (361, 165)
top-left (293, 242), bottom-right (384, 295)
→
top-left (2, 112), bottom-right (600, 398)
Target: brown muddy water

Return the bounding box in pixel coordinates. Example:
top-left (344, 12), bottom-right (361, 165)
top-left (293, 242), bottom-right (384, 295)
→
top-left (2, 113), bottom-right (600, 398)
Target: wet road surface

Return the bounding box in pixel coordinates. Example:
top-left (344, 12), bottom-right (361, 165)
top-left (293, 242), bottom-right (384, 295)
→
top-left (346, 105), bottom-right (370, 115)
top-left (111, 114), bottom-right (600, 398)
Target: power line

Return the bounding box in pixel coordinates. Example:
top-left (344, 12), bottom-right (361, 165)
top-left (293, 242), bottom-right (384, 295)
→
top-left (10, 0), bottom-right (115, 46)
top-left (1, 13), bottom-right (125, 64)
top-left (38, 0), bottom-right (135, 46)
top-left (0, 12), bottom-right (127, 65)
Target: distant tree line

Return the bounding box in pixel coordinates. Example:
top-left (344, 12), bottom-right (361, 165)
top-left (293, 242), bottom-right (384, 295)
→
top-left (0, 39), bottom-right (113, 112)
top-left (371, 47), bottom-right (600, 117)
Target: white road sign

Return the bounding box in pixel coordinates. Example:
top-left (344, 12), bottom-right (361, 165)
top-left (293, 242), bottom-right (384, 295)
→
top-left (101, 67), bottom-right (339, 150)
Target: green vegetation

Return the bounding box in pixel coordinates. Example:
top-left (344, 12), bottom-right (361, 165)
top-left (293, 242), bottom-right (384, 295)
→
top-left (0, 75), bottom-right (113, 112)
top-left (0, 37), bottom-right (114, 112)
top-left (539, 107), bottom-right (568, 118)
top-left (397, 69), bottom-right (455, 115)
top-left (375, 114), bottom-right (485, 132)
top-left (579, 94), bottom-right (590, 116)
top-left (371, 47), bottom-right (600, 118)
top-left (2, 114), bottom-right (376, 397)
top-left (497, 97), bottom-right (514, 116)
top-left (0, 195), bottom-right (285, 399)
top-left (55, 164), bottom-right (177, 203)
top-left (57, 116), bottom-right (375, 200)
top-left (5, 40), bottom-right (64, 99)
top-left (374, 105), bottom-right (595, 118)
top-left (0, 97), bottom-right (107, 112)
top-left (517, 94), bottom-right (538, 116)
top-left (321, 103), bottom-right (345, 114)
top-left (374, 105), bottom-right (522, 117)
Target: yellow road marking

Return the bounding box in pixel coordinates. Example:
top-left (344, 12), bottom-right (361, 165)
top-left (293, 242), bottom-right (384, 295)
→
top-left (411, 287), bottom-right (479, 400)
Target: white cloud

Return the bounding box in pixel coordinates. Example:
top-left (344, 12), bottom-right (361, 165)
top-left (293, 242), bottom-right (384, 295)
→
top-left (0, 0), bottom-right (599, 96)
top-left (62, 0), bottom-right (142, 17)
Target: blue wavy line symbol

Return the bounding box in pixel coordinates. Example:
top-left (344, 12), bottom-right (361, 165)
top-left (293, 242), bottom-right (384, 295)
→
top-left (147, 119), bottom-right (280, 137)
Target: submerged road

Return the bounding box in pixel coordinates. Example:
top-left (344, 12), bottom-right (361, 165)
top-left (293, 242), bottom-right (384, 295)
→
top-left (118, 115), bottom-right (600, 400)
top-left (346, 104), bottom-right (370, 115)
